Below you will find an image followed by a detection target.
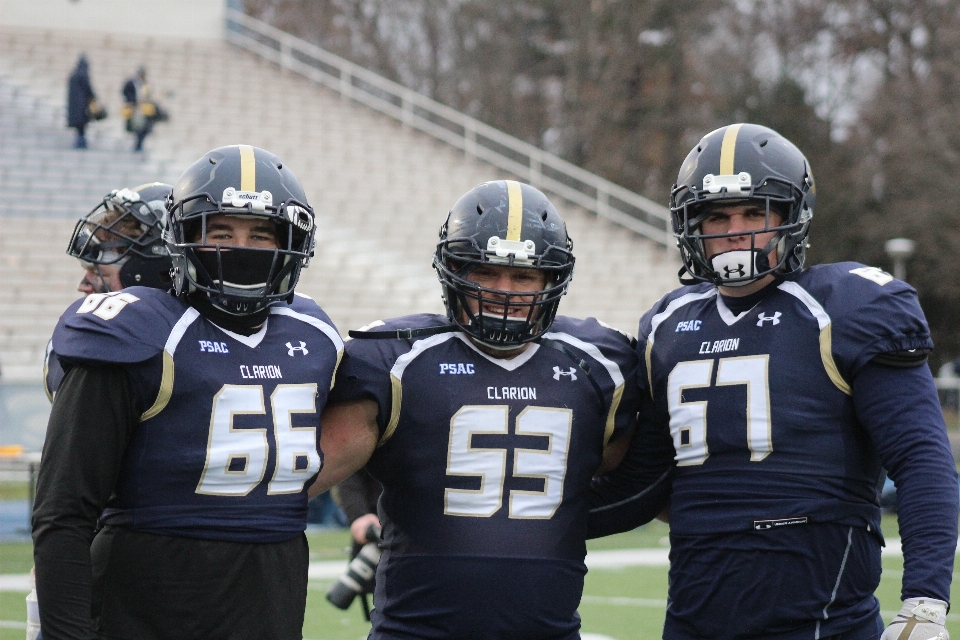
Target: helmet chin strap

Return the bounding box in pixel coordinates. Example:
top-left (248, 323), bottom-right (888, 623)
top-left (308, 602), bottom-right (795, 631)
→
top-left (709, 249), bottom-right (762, 287)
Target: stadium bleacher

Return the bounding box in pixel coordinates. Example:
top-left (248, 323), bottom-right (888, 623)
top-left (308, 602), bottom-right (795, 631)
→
top-left (0, 24), bottom-right (680, 396)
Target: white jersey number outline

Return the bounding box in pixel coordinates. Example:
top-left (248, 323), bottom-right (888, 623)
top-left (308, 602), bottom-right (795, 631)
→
top-left (667, 355), bottom-right (772, 466)
top-left (444, 405), bottom-right (572, 519)
top-left (196, 383), bottom-right (321, 496)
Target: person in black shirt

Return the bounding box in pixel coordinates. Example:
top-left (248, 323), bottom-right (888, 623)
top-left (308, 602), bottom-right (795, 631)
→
top-left (33, 146), bottom-right (342, 640)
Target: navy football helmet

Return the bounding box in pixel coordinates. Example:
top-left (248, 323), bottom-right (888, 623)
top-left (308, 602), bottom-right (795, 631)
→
top-left (670, 123), bottom-right (815, 286)
top-left (67, 182), bottom-right (173, 290)
top-left (434, 180), bottom-right (575, 349)
top-left (165, 145), bottom-right (316, 319)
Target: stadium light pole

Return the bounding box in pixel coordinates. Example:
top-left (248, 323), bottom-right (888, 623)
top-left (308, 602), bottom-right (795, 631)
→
top-left (884, 237), bottom-right (915, 282)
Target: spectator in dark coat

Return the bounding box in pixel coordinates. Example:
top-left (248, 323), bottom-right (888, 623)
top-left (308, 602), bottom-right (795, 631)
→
top-left (66, 56), bottom-right (96, 149)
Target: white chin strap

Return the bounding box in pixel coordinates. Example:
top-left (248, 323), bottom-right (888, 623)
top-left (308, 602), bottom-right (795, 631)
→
top-left (710, 250), bottom-right (761, 287)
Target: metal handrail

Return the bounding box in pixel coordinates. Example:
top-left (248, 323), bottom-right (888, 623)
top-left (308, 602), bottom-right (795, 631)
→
top-left (224, 9), bottom-right (673, 247)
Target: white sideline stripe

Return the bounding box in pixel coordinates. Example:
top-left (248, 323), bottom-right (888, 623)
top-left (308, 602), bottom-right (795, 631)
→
top-left (0, 620), bottom-right (27, 629)
top-left (575, 599), bottom-right (960, 622)
top-left (581, 595), bottom-right (667, 607)
top-left (308, 560), bottom-right (355, 580)
top-left (4, 540), bottom-right (958, 590)
top-left (304, 549), bottom-right (675, 581)
top-left (0, 575), bottom-right (30, 591)
top-left (3, 539), bottom-right (956, 590)
top-left (585, 548), bottom-right (670, 568)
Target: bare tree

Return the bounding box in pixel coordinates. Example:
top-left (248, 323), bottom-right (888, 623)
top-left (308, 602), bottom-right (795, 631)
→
top-left (245, 0), bottom-right (960, 366)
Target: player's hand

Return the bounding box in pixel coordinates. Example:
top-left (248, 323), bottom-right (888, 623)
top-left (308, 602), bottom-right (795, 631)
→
top-left (350, 514), bottom-right (381, 545)
top-left (881, 598), bottom-right (949, 640)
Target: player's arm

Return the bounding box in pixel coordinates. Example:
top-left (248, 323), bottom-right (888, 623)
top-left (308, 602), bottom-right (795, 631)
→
top-left (309, 399), bottom-right (379, 497)
top-left (586, 400), bottom-right (675, 538)
top-left (33, 364), bottom-right (139, 639)
top-left (853, 357), bottom-right (958, 629)
top-left (597, 427), bottom-right (633, 475)
top-left (333, 470), bottom-right (382, 545)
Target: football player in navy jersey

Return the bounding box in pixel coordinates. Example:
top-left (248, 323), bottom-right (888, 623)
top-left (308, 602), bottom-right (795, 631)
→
top-left (32, 145), bottom-right (343, 640)
top-left (44, 182), bottom-right (174, 399)
top-left (625, 123), bottom-right (957, 640)
top-left (311, 180), bottom-right (673, 640)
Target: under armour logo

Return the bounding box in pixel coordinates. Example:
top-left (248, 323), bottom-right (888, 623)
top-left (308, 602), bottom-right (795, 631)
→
top-left (723, 264), bottom-right (746, 278)
top-left (553, 366), bottom-right (577, 381)
top-left (756, 312), bottom-right (781, 326)
top-left (286, 341), bottom-right (309, 356)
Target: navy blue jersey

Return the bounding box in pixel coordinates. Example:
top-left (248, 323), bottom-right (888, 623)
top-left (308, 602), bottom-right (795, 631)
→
top-left (639, 262), bottom-right (956, 639)
top-left (640, 263), bottom-right (932, 536)
top-left (333, 314), bottom-right (639, 640)
top-left (51, 288), bottom-right (342, 543)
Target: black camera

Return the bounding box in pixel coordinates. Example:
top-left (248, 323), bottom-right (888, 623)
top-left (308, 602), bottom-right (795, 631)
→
top-left (325, 523), bottom-right (381, 610)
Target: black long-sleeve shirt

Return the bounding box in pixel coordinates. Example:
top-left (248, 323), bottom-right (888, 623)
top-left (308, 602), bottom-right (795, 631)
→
top-left (33, 364), bottom-right (137, 639)
top-left (32, 364), bottom-right (309, 640)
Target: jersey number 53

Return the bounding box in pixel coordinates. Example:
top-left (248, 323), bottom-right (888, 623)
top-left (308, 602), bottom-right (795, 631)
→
top-left (444, 405), bottom-right (572, 520)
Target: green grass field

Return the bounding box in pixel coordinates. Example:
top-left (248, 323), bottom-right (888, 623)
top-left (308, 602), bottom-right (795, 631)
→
top-left (1, 515), bottom-right (958, 640)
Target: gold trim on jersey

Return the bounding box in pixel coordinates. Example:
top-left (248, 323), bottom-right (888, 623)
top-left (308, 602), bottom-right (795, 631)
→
top-left (604, 383), bottom-right (625, 446)
top-left (141, 350), bottom-right (175, 420)
top-left (719, 123), bottom-right (744, 176)
top-left (505, 180), bottom-right (523, 242)
top-left (644, 339), bottom-right (654, 400)
top-left (379, 372), bottom-right (403, 447)
top-left (42, 360), bottom-right (53, 403)
top-left (239, 144), bottom-right (257, 192)
top-left (331, 350), bottom-right (344, 390)
top-left (819, 324), bottom-right (851, 395)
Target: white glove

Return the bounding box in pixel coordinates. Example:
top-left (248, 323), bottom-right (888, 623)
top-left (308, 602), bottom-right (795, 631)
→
top-left (881, 598), bottom-right (949, 640)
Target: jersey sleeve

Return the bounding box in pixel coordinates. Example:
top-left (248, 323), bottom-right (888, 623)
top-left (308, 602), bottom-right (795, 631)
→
top-left (818, 264), bottom-right (933, 379)
top-left (852, 361), bottom-right (958, 603)
top-left (635, 304), bottom-right (661, 398)
top-left (547, 316), bottom-right (641, 444)
top-left (328, 349), bottom-right (394, 436)
top-left (51, 289), bottom-right (175, 367)
top-left (329, 315), bottom-right (445, 436)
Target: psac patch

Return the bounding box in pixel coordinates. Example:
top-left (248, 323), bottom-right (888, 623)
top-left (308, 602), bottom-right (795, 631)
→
top-left (676, 320), bottom-right (702, 332)
top-left (199, 340), bottom-right (230, 353)
top-left (439, 363), bottom-right (475, 375)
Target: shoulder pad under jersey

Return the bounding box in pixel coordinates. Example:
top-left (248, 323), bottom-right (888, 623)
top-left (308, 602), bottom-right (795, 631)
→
top-left (783, 263), bottom-right (932, 376)
top-left (344, 313), bottom-right (451, 359)
top-left (637, 283), bottom-right (715, 344)
top-left (52, 288), bottom-right (188, 366)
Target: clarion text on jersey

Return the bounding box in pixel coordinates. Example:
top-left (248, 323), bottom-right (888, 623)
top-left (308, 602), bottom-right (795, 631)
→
top-left (699, 338), bottom-right (740, 354)
top-left (487, 386), bottom-right (537, 400)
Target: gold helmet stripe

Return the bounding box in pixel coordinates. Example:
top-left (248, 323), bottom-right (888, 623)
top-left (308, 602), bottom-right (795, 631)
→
top-left (505, 180), bottom-right (523, 241)
top-left (238, 145), bottom-right (257, 192)
top-left (719, 123), bottom-right (744, 176)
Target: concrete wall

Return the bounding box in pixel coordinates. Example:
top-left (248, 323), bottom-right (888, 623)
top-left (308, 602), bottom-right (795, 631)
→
top-left (0, 0), bottom-right (225, 39)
